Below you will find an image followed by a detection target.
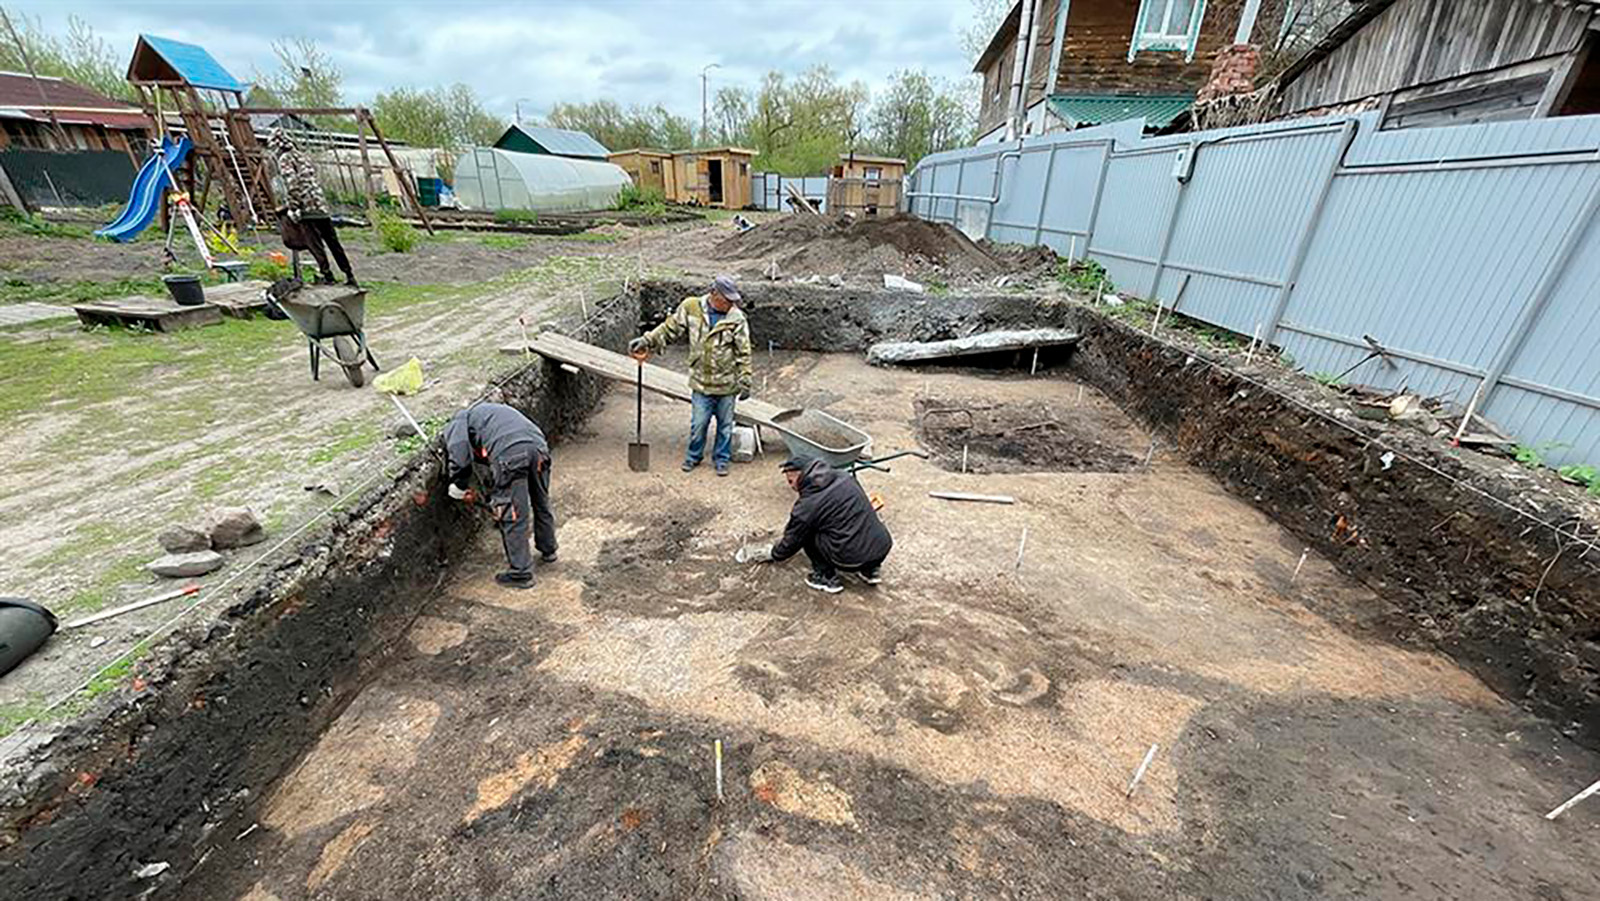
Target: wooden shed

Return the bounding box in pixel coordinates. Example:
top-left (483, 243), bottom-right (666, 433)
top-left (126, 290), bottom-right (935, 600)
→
top-left (670, 147), bottom-right (755, 208)
top-left (608, 148), bottom-right (676, 196)
top-left (827, 153), bottom-right (906, 217)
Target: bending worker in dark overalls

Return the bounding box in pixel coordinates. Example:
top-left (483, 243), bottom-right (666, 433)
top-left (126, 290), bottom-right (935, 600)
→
top-left (442, 402), bottom-right (557, 589)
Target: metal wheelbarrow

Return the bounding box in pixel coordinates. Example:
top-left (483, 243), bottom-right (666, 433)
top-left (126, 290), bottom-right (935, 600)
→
top-left (767, 408), bottom-right (928, 474)
top-left (275, 287), bottom-right (381, 388)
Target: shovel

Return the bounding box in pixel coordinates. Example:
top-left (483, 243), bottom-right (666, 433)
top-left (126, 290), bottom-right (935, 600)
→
top-left (628, 360), bottom-right (650, 471)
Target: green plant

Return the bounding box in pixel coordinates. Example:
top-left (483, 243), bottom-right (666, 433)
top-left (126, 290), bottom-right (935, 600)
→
top-left (375, 211), bottom-right (418, 253)
top-left (395, 416), bottom-right (448, 455)
top-left (1558, 463), bottom-right (1598, 484)
top-left (924, 276), bottom-right (949, 297)
top-left (1513, 444), bottom-right (1545, 468)
top-left (1310, 371), bottom-right (1346, 387)
top-left (494, 208), bottom-right (540, 224)
top-left (1056, 259), bottom-right (1112, 295)
top-left (249, 254), bottom-right (291, 282)
top-left (614, 184), bottom-right (667, 216)
top-left (1, 207), bottom-right (91, 239)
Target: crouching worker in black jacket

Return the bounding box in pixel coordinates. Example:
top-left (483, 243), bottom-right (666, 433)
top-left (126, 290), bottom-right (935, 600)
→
top-left (442, 402), bottom-right (557, 589)
top-left (747, 457), bottom-right (893, 594)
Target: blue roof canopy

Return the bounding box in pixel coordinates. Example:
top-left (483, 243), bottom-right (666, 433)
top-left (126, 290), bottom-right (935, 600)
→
top-left (129, 34), bottom-right (247, 93)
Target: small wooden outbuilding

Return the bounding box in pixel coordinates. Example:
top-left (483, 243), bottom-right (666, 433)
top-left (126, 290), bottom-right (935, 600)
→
top-left (607, 148), bottom-right (676, 196)
top-left (827, 153), bottom-right (905, 217)
top-left (671, 146), bottom-right (755, 208)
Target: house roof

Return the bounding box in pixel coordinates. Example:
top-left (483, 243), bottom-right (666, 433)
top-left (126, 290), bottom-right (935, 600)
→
top-left (0, 71), bottom-right (150, 129)
top-left (128, 34), bottom-right (247, 92)
top-left (495, 123), bottom-right (610, 158)
top-left (1048, 93), bottom-right (1194, 129)
top-left (1275, 1), bottom-right (1400, 90)
top-left (609, 147), bottom-right (673, 157)
top-left (973, 1), bottom-right (1024, 73)
top-left (839, 153), bottom-right (907, 165)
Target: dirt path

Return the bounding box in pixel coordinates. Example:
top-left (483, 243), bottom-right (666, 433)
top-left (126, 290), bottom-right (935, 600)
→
top-left (182, 356), bottom-right (1600, 900)
top-left (0, 227), bottom-right (682, 731)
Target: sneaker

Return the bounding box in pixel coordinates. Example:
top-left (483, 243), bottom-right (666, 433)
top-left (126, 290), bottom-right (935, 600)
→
top-left (852, 566), bottom-right (882, 585)
top-left (805, 570), bottom-right (844, 594)
top-left (716, 464), bottom-right (729, 477)
top-left (540, 551), bottom-right (559, 564)
top-left (495, 571), bottom-right (534, 589)
top-left (681, 460), bottom-right (698, 473)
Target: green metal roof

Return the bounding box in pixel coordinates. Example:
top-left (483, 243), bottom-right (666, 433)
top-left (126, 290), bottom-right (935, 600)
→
top-left (1047, 94), bottom-right (1193, 130)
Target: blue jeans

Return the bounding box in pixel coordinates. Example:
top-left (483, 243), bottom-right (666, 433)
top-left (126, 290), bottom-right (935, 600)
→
top-left (687, 391), bottom-right (737, 468)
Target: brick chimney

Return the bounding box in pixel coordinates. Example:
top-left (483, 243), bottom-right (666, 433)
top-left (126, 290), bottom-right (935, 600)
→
top-left (1197, 44), bottom-right (1262, 103)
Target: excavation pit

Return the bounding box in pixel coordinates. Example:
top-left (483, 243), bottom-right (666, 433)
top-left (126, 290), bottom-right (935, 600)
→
top-left (7, 282), bottom-right (1600, 900)
top-left (915, 393), bottom-right (1147, 474)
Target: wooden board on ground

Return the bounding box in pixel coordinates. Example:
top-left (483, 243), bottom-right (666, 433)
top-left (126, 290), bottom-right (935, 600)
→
top-left (73, 296), bottom-right (223, 332)
top-left (866, 329), bottom-right (1081, 366)
top-left (509, 330), bottom-right (786, 428)
top-left (203, 280), bottom-right (273, 319)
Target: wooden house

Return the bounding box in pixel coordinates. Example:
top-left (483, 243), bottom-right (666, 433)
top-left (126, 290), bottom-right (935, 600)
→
top-left (608, 148), bottom-right (676, 196)
top-left (827, 153), bottom-right (906, 216)
top-left (1272, 0), bottom-right (1599, 129)
top-left (0, 71), bottom-right (149, 157)
top-left (493, 123), bottom-right (610, 160)
top-left (972, 0), bottom-right (1289, 141)
top-left (669, 147), bottom-right (755, 208)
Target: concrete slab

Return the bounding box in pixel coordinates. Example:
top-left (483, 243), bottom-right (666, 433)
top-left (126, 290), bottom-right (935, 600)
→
top-left (0, 303), bottom-right (73, 327)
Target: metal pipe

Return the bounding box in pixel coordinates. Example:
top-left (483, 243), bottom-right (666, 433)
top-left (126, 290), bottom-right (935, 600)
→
top-left (1262, 119), bottom-right (1359, 345)
top-left (1472, 168), bottom-right (1600, 413)
top-left (905, 148), bottom-right (1022, 205)
top-left (1081, 140), bottom-right (1114, 258)
top-left (1032, 143), bottom-right (1060, 244)
top-left (1005, 0), bottom-right (1038, 141)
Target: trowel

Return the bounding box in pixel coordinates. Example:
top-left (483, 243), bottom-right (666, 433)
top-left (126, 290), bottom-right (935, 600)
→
top-left (628, 360), bottom-right (650, 471)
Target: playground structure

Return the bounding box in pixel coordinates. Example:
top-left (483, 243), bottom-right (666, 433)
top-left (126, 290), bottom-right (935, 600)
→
top-left (100, 34), bottom-right (432, 257)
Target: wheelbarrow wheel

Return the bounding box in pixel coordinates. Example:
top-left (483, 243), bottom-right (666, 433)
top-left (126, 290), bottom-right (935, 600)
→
top-left (332, 336), bottom-right (366, 388)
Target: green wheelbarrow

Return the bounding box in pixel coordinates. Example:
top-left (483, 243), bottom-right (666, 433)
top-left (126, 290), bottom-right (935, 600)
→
top-left (275, 287), bottom-right (381, 388)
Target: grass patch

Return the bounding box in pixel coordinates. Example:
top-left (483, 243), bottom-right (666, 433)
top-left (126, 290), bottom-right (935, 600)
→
top-left (375, 210), bottom-right (419, 253)
top-left (0, 696), bottom-right (50, 739)
top-left (480, 233), bottom-right (531, 250)
top-left (1, 274), bottom-right (166, 306)
top-left (309, 422), bottom-right (381, 464)
top-left (494, 208), bottom-right (539, 224)
top-left (0, 208), bottom-right (93, 239)
top-left (62, 555), bottom-right (150, 617)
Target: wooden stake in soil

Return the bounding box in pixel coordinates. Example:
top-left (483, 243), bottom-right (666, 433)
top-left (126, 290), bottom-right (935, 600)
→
top-left (1546, 775), bottom-right (1600, 819)
top-left (961, 444), bottom-right (968, 473)
top-left (1014, 526), bottom-right (1029, 574)
top-left (714, 739), bottom-right (724, 802)
top-left (1077, 385), bottom-right (1085, 405)
top-left (1030, 347), bottom-right (1040, 375)
top-left (1291, 548), bottom-right (1310, 584)
top-left (1246, 323), bottom-right (1262, 365)
top-left (1143, 441), bottom-right (1157, 470)
top-left (1126, 743), bottom-right (1160, 799)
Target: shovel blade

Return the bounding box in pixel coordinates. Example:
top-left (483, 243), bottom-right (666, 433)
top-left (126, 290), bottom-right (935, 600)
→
top-left (628, 442), bottom-right (650, 472)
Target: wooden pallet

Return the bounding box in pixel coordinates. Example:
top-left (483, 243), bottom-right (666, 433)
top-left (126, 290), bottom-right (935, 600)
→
top-left (204, 280), bottom-right (273, 319)
top-left (73, 296), bottom-right (223, 332)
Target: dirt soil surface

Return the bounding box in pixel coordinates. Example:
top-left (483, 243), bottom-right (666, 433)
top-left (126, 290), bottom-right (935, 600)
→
top-left (181, 354), bottom-right (1600, 901)
top-left (711, 213), bottom-right (1056, 286)
top-left (915, 391), bottom-right (1147, 474)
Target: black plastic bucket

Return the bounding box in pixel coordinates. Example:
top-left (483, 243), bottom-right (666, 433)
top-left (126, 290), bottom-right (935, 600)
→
top-left (0, 597), bottom-right (57, 677)
top-left (163, 274), bottom-right (206, 306)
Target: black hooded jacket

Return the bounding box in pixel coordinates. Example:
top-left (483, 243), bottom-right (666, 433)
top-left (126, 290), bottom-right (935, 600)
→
top-left (771, 459), bottom-right (893, 567)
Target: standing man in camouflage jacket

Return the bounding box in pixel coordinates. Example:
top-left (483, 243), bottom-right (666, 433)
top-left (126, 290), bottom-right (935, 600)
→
top-left (268, 129), bottom-right (358, 287)
top-left (629, 275), bottom-right (753, 476)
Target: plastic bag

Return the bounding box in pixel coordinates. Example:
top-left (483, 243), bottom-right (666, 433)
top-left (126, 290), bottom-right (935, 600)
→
top-left (374, 356), bottom-right (424, 395)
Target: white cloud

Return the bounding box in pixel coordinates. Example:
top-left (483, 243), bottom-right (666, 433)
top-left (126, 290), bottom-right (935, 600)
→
top-left (22, 0), bottom-right (979, 122)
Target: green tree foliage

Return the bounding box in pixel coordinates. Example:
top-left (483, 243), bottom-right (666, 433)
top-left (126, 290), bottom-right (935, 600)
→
top-left (255, 38), bottom-right (349, 131)
top-left (958, 0), bottom-right (1011, 63)
top-left (0, 12), bottom-right (136, 102)
top-left (545, 99), bottom-right (694, 153)
top-left (867, 69), bottom-right (974, 166)
top-left (372, 83), bottom-right (501, 150)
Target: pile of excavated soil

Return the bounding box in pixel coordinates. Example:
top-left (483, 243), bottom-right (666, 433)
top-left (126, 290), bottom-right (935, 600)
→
top-left (716, 213), bottom-right (1055, 284)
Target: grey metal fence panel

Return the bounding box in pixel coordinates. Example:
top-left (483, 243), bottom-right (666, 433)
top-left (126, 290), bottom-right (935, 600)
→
top-left (904, 112), bottom-right (1600, 467)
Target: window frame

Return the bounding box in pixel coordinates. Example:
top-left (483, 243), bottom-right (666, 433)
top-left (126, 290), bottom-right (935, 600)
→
top-left (1128, 0), bottom-right (1207, 63)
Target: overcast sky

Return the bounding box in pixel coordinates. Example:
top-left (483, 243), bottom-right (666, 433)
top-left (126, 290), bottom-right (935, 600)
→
top-left (16, 0), bottom-right (981, 123)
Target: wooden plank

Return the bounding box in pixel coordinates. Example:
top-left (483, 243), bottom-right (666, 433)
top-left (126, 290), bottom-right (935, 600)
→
top-left (74, 296), bottom-right (223, 332)
top-left (519, 330), bottom-right (787, 428)
top-left (866, 329), bottom-right (1080, 366)
top-left (929, 491), bottom-right (1016, 505)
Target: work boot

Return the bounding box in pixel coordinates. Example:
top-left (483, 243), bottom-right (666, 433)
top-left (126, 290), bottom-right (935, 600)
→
top-left (805, 570), bottom-right (843, 594)
top-left (344, 275), bottom-right (360, 289)
top-left (495, 571), bottom-right (534, 590)
top-left (851, 565), bottom-right (882, 586)
top-left (540, 551), bottom-right (559, 564)
top-left (681, 460), bottom-right (698, 473)
top-left (716, 463), bottom-right (729, 477)
top-left (315, 271), bottom-right (336, 286)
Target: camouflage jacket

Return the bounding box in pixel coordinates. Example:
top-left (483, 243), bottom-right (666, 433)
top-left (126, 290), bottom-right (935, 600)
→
top-left (641, 295), bottom-right (753, 396)
top-left (272, 141), bottom-right (329, 219)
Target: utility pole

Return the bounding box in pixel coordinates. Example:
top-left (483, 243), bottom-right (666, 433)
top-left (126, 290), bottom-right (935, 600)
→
top-left (700, 63), bottom-right (721, 146)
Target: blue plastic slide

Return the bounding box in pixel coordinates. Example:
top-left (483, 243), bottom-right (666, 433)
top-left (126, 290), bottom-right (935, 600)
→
top-left (95, 136), bottom-right (193, 242)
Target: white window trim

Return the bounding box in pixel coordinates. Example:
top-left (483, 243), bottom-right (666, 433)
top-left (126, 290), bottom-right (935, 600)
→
top-left (1128, 0), bottom-right (1208, 63)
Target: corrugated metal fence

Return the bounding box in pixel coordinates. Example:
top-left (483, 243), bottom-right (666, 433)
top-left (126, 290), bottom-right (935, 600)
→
top-left (906, 114), bottom-right (1600, 467)
top-left (751, 173), bottom-right (828, 212)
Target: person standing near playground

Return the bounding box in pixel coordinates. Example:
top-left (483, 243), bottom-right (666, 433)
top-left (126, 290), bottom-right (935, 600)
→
top-left (268, 129), bottom-right (358, 287)
top-left (628, 275), bottom-right (753, 476)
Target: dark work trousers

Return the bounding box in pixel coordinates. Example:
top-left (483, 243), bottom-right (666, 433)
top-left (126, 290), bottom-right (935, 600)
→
top-left (801, 536), bottom-right (887, 579)
top-left (300, 215), bottom-right (355, 282)
top-left (489, 443), bottom-right (557, 578)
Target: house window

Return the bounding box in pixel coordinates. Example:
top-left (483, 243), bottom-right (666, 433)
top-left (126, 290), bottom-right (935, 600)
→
top-left (650, 160), bottom-right (661, 173)
top-left (740, 161), bottom-right (748, 175)
top-left (1128, 0), bottom-right (1206, 62)
top-left (864, 166), bottom-right (882, 180)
